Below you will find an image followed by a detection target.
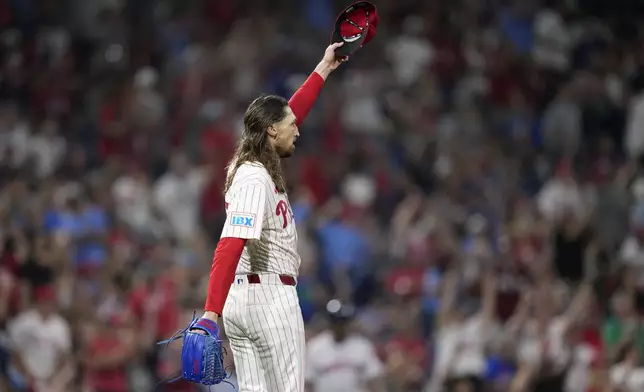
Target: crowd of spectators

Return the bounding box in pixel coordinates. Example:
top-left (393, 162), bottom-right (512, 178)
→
top-left (1, 0), bottom-right (644, 391)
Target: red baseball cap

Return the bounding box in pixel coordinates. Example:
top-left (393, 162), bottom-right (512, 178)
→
top-left (331, 1), bottom-right (379, 57)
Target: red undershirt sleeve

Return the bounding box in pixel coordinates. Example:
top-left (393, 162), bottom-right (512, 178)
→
top-left (204, 237), bottom-right (247, 315)
top-left (288, 72), bottom-right (325, 127)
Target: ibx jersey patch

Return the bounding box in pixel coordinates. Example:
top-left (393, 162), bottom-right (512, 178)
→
top-left (230, 213), bottom-right (256, 228)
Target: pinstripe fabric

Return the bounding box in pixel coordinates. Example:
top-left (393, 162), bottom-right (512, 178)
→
top-left (223, 279), bottom-right (305, 392)
top-left (220, 162), bottom-right (300, 276)
top-left (220, 162), bottom-right (304, 391)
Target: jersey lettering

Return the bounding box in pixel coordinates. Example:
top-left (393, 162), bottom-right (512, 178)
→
top-left (276, 200), bottom-right (294, 229)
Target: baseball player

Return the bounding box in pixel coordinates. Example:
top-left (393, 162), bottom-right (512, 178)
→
top-left (166, 4), bottom-right (380, 391)
top-left (305, 299), bottom-right (385, 392)
top-left (194, 42), bottom-right (347, 392)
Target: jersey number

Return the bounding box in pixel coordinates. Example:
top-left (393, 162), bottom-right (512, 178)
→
top-left (276, 200), bottom-right (294, 229)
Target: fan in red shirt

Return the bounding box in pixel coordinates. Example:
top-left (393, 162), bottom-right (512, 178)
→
top-left (98, 89), bottom-right (134, 160)
top-left (199, 120), bottom-right (234, 226)
top-left (81, 314), bottom-right (135, 392)
top-left (384, 310), bottom-right (427, 390)
top-left (1, 236), bottom-right (26, 317)
top-left (128, 272), bottom-right (180, 341)
top-left (200, 119), bottom-right (236, 169)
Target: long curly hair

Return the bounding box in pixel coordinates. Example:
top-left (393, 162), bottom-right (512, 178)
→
top-left (224, 95), bottom-right (289, 194)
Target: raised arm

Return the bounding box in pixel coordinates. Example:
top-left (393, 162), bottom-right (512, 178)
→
top-left (506, 289), bottom-right (533, 336)
top-left (437, 270), bottom-right (459, 327)
top-left (288, 42), bottom-right (347, 127)
top-left (560, 283), bottom-right (593, 332)
top-left (480, 272), bottom-right (498, 322)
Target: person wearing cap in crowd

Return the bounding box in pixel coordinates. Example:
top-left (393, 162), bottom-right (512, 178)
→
top-left (305, 299), bottom-right (385, 392)
top-left (7, 285), bottom-right (74, 392)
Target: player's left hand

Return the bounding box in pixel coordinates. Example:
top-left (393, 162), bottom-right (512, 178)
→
top-left (158, 317), bottom-right (228, 386)
top-left (320, 42), bottom-right (349, 71)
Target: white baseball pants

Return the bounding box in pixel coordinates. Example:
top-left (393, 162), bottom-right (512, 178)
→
top-left (223, 274), bottom-right (305, 392)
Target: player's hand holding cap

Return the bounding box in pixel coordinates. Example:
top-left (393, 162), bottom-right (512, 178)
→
top-left (331, 1), bottom-right (380, 57)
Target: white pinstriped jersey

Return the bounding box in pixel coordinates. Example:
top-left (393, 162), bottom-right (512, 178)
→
top-left (220, 162), bottom-right (300, 276)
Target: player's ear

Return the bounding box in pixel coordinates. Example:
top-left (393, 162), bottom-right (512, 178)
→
top-left (267, 124), bottom-right (278, 138)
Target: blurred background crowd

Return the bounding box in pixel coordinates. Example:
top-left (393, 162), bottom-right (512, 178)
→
top-left (1, 0), bottom-right (644, 391)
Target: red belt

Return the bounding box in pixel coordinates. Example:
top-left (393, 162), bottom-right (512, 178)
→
top-left (247, 274), bottom-right (296, 286)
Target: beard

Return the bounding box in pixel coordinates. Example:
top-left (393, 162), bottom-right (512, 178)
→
top-left (277, 143), bottom-right (295, 158)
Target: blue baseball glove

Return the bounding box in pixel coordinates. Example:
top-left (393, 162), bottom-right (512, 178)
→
top-left (158, 317), bottom-right (229, 386)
